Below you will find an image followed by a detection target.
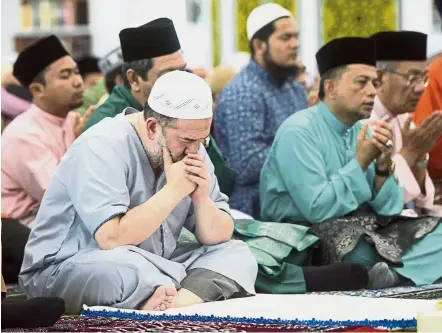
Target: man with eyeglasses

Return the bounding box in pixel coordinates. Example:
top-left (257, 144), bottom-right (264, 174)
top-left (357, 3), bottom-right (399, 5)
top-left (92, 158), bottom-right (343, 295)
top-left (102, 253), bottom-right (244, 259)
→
top-left (371, 31), bottom-right (442, 217)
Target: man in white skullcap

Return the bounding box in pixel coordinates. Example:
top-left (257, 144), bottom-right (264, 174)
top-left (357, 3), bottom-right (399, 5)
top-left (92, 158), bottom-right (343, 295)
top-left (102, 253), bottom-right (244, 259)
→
top-left (19, 70), bottom-right (258, 314)
top-left (214, 3), bottom-right (308, 217)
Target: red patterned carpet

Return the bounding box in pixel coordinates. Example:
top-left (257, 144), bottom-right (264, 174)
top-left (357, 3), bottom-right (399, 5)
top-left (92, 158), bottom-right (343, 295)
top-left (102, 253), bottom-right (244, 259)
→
top-left (3, 316), bottom-right (392, 332)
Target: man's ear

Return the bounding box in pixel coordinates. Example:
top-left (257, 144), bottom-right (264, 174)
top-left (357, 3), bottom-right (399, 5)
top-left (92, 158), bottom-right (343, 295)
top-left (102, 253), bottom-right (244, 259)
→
top-left (376, 70), bottom-right (385, 86)
top-left (145, 118), bottom-right (160, 140)
top-left (324, 78), bottom-right (337, 100)
top-left (253, 39), bottom-right (267, 56)
top-left (28, 82), bottom-right (45, 100)
top-left (126, 69), bottom-right (141, 92)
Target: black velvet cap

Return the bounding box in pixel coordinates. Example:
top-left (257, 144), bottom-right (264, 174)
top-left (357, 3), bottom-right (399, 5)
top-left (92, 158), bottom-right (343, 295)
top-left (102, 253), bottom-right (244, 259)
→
top-left (316, 37), bottom-right (376, 76)
top-left (371, 31), bottom-right (427, 61)
top-left (13, 35), bottom-right (69, 86)
top-left (119, 18), bottom-right (181, 62)
top-left (76, 56), bottom-right (101, 76)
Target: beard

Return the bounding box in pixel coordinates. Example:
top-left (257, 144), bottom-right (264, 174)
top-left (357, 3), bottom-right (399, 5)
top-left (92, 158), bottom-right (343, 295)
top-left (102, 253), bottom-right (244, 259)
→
top-left (147, 134), bottom-right (184, 169)
top-left (263, 48), bottom-right (299, 85)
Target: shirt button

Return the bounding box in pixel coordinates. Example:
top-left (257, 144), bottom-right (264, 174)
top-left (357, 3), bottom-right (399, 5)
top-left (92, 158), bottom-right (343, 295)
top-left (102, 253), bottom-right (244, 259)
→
top-left (346, 146), bottom-right (350, 150)
top-left (164, 228), bottom-right (168, 234)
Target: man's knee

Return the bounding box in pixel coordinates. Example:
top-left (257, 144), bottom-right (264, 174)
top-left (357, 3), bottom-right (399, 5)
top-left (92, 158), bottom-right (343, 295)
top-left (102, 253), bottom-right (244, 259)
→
top-left (343, 239), bottom-right (381, 269)
top-left (208, 240), bottom-right (258, 270)
top-left (54, 259), bottom-right (140, 314)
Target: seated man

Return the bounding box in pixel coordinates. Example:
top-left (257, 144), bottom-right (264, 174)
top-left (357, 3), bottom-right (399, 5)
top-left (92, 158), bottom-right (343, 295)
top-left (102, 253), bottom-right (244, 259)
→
top-left (83, 18), bottom-right (235, 199)
top-left (19, 70), bottom-right (257, 314)
top-left (2, 35), bottom-right (90, 226)
top-left (260, 37), bottom-right (442, 289)
top-left (215, 3), bottom-right (307, 216)
top-left (370, 31), bottom-right (442, 216)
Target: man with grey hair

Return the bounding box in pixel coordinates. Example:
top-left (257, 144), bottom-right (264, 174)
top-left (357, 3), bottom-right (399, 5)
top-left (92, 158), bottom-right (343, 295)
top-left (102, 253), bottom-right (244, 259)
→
top-left (19, 70), bottom-right (258, 314)
top-left (370, 31), bottom-right (442, 217)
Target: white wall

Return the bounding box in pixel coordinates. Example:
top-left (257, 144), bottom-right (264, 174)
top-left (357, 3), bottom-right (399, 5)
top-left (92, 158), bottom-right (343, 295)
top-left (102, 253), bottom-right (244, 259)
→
top-left (2, 0), bottom-right (440, 69)
top-left (89, 0), bottom-right (212, 68)
top-left (1, 0), bottom-right (21, 63)
top-left (0, 0), bottom-right (213, 68)
top-left (401, 0), bottom-right (442, 56)
top-left (298, 0), bottom-right (320, 76)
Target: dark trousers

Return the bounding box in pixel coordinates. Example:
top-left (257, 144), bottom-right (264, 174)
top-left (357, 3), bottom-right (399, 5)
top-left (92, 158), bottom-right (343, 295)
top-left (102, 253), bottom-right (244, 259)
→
top-left (2, 218), bottom-right (30, 283)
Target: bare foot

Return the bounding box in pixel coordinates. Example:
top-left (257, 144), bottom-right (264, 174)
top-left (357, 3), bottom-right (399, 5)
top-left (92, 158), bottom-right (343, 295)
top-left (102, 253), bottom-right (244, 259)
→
top-left (140, 286), bottom-right (177, 311)
top-left (173, 288), bottom-right (204, 308)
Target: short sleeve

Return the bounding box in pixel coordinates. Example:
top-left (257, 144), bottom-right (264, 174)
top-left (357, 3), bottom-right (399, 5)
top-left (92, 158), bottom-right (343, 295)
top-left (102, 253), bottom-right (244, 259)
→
top-left (183, 146), bottom-right (231, 232)
top-left (56, 138), bottom-right (130, 235)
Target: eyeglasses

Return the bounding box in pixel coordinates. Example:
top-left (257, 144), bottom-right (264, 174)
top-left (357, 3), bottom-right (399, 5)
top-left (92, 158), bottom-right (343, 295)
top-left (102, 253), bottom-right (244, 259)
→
top-left (383, 69), bottom-right (429, 87)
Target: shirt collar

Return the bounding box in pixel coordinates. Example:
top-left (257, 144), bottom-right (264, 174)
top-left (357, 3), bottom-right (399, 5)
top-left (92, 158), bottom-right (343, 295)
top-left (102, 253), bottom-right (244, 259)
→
top-left (114, 85), bottom-right (143, 110)
top-left (247, 60), bottom-right (273, 81)
top-left (30, 104), bottom-right (68, 127)
top-left (318, 102), bottom-right (352, 135)
top-left (373, 96), bottom-right (394, 119)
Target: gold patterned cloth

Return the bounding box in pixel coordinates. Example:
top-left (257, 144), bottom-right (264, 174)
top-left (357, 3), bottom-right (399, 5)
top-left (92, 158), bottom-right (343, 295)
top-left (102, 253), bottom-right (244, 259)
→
top-left (322, 0), bottom-right (397, 43)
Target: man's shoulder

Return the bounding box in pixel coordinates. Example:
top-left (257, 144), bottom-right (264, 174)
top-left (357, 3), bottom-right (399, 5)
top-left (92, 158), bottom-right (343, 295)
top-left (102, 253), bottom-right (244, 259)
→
top-left (81, 114), bottom-right (130, 142)
top-left (92, 89), bottom-right (126, 116)
top-left (278, 106), bottom-right (318, 134)
top-left (60, 117), bottom-right (133, 174)
top-left (83, 88), bottom-right (132, 131)
top-left (220, 67), bottom-right (266, 99)
top-left (1, 109), bottom-right (43, 142)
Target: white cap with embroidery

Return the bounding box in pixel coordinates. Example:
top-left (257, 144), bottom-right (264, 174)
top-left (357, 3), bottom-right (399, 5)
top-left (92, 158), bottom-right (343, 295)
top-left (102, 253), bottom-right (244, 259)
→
top-left (148, 70), bottom-right (213, 120)
top-left (247, 3), bottom-right (292, 41)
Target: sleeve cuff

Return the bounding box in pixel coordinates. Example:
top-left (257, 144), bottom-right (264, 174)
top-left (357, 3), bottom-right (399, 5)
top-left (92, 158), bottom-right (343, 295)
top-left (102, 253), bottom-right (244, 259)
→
top-left (91, 208), bottom-right (128, 237)
top-left (338, 158), bottom-right (372, 204)
top-left (392, 153), bottom-right (421, 203)
top-left (415, 172), bottom-right (436, 209)
top-left (369, 175), bottom-right (403, 215)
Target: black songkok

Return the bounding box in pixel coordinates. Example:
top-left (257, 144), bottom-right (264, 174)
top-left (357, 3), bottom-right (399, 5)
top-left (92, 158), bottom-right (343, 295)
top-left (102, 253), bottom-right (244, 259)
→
top-left (119, 18), bottom-right (181, 62)
top-left (13, 35), bottom-right (69, 86)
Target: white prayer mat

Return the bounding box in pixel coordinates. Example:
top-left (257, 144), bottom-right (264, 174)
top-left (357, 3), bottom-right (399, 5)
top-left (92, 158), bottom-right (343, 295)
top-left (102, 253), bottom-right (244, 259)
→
top-left (82, 294), bottom-right (439, 329)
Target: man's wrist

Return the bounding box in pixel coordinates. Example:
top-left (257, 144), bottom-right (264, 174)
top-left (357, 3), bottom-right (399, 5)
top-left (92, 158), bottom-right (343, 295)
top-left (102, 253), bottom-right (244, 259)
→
top-left (415, 155), bottom-right (429, 169)
top-left (375, 158), bottom-right (395, 177)
top-left (355, 155), bottom-right (370, 171)
top-left (400, 148), bottom-right (420, 167)
top-left (162, 185), bottom-right (186, 203)
top-left (192, 195), bottom-right (212, 208)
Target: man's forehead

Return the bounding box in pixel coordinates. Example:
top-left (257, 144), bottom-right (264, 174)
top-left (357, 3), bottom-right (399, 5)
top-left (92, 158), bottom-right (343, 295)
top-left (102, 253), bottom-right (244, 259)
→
top-left (396, 60), bottom-right (426, 72)
top-left (47, 56), bottom-right (77, 73)
top-left (346, 64), bottom-right (377, 78)
top-left (175, 118), bottom-right (212, 134)
top-left (153, 51), bottom-right (186, 70)
top-left (274, 17), bottom-right (298, 33)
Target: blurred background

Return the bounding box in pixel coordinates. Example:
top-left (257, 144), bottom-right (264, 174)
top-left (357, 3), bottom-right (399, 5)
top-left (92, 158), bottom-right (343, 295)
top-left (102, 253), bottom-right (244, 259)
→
top-left (1, 0), bottom-right (442, 86)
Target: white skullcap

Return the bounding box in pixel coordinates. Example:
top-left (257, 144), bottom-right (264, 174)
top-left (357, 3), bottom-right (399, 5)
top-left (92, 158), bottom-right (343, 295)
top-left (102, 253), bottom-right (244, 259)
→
top-left (148, 70), bottom-right (213, 120)
top-left (247, 3), bottom-right (292, 40)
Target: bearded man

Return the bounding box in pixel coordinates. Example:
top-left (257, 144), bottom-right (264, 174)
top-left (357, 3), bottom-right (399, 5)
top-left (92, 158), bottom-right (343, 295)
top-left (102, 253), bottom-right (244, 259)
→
top-left (214, 3), bottom-right (307, 217)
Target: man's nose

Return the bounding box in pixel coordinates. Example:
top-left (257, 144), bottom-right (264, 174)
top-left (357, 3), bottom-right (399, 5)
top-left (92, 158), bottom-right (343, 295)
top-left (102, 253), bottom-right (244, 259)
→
top-left (186, 141), bottom-right (199, 154)
top-left (73, 75), bottom-right (84, 89)
top-left (414, 81), bottom-right (426, 94)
